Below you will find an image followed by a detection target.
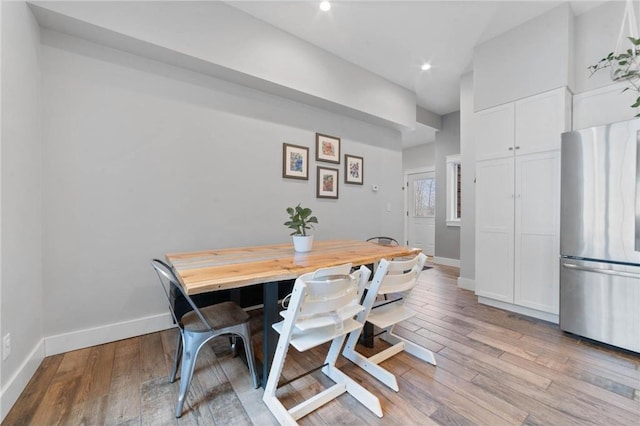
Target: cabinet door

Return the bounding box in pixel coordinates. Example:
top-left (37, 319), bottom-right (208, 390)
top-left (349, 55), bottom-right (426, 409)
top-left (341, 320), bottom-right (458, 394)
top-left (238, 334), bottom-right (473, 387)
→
top-left (475, 103), bottom-right (515, 161)
top-left (475, 158), bottom-right (515, 303)
top-left (514, 151), bottom-right (560, 314)
top-left (515, 88), bottom-right (571, 155)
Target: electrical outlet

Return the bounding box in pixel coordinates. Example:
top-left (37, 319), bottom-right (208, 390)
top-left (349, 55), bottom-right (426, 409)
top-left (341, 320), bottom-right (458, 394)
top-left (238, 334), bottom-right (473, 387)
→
top-left (2, 333), bottom-right (11, 360)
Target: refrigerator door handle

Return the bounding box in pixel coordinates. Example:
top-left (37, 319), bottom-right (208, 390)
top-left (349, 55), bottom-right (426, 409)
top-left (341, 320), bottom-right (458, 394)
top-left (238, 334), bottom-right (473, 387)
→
top-left (562, 262), bottom-right (640, 279)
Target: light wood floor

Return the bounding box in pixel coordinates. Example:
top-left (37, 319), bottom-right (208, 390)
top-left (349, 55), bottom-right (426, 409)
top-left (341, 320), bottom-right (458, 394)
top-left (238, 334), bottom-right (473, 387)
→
top-left (3, 264), bottom-right (640, 425)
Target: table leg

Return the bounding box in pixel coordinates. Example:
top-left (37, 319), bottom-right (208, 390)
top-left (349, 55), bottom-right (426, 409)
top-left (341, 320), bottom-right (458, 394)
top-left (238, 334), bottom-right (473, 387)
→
top-left (262, 280), bottom-right (280, 388)
top-left (360, 322), bottom-right (375, 348)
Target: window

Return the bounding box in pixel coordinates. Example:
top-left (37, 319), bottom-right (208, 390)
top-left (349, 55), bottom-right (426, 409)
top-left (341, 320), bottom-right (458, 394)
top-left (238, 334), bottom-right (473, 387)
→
top-left (414, 177), bottom-right (435, 217)
top-left (446, 154), bottom-right (461, 227)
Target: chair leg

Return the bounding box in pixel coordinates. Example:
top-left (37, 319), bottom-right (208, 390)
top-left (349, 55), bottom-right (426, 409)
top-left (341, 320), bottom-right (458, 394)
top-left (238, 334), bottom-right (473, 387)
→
top-left (239, 323), bottom-right (260, 389)
top-left (175, 331), bottom-right (207, 418)
top-left (322, 335), bottom-right (383, 417)
top-left (382, 329), bottom-right (436, 366)
top-left (230, 335), bottom-right (238, 357)
top-left (170, 331), bottom-right (183, 383)
top-left (342, 329), bottom-right (401, 392)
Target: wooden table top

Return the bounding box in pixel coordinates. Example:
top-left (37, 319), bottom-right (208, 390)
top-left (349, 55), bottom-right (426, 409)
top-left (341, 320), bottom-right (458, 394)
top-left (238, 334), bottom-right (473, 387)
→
top-left (166, 239), bottom-right (421, 295)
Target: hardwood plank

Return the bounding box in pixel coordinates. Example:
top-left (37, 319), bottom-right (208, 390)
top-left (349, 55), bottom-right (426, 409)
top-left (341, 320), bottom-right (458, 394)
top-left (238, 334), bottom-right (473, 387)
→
top-left (29, 374), bottom-right (82, 425)
top-left (343, 358), bottom-right (442, 424)
top-left (499, 351), bottom-right (640, 415)
top-left (412, 322), bottom-right (506, 358)
top-left (66, 394), bottom-right (109, 426)
top-left (217, 355), bottom-right (277, 425)
top-left (402, 360), bottom-right (528, 425)
top-left (466, 331), bottom-right (540, 361)
top-left (7, 263), bottom-right (640, 426)
top-left (472, 373), bottom-right (597, 426)
top-left (140, 332), bottom-right (169, 383)
top-left (0, 354), bottom-right (63, 425)
top-left (401, 366), bottom-right (514, 426)
top-left (74, 342), bottom-right (117, 405)
top-left (140, 376), bottom-right (177, 426)
top-left (438, 346), bottom-right (552, 390)
top-left (104, 338), bottom-right (141, 425)
top-left (195, 344), bottom-right (252, 425)
top-left (520, 334), bottom-right (640, 377)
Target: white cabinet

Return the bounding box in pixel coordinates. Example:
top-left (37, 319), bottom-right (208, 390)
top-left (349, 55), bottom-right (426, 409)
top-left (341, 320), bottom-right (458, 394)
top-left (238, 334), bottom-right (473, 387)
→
top-left (475, 87), bottom-right (569, 320)
top-left (514, 151), bottom-right (560, 314)
top-left (476, 87), bottom-right (571, 161)
top-left (474, 103), bottom-right (514, 161)
top-left (475, 158), bottom-right (514, 303)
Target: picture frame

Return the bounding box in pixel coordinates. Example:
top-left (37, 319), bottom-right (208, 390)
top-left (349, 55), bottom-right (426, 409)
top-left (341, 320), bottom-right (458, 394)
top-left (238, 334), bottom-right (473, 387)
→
top-left (344, 154), bottom-right (364, 185)
top-left (315, 133), bottom-right (341, 164)
top-left (317, 166), bottom-right (339, 199)
top-left (282, 143), bottom-right (309, 180)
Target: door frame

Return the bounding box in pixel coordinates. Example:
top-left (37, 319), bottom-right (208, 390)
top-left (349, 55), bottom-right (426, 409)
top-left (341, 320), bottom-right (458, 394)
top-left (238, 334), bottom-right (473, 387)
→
top-left (403, 166), bottom-right (436, 248)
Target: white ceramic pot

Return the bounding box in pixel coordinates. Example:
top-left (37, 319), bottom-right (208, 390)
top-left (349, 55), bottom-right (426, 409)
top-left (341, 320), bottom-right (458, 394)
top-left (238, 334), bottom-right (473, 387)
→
top-left (292, 235), bottom-right (314, 253)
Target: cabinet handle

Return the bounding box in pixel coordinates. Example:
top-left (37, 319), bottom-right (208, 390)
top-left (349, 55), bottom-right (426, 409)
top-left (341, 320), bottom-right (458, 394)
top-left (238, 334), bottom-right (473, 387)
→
top-left (508, 147), bottom-right (514, 151)
top-left (515, 146), bottom-right (521, 150)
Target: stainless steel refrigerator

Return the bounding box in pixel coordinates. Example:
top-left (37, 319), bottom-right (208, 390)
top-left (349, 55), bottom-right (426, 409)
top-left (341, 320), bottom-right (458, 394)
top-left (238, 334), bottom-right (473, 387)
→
top-left (560, 118), bottom-right (640, 353)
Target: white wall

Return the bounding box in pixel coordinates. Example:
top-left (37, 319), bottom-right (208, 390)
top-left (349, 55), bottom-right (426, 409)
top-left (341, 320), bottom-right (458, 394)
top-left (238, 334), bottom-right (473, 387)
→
top-left (473, 3), bottom-right (573, 111)
top-left (573, 1), bottom-right (640, 128)
top-left (458, 73), bottom-right (475, 290)
top-left (30, 1), bottom-right (416, 129)
top-left (0, 1), bottom-right (45, 419)
top-left (402, 143), bottom-right (435, 171)
top-left (434, 112), bottom-right (460, 264)
top-left (40, 29), bottom-right (405, 345)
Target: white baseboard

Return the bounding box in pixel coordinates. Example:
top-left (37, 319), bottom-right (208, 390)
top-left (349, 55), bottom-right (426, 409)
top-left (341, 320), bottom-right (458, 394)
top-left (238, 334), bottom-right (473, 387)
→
top-left (457, 277), bottom-right (475, 291)
top-left (44, 312), bottom-right (174, 356)
top-left (477, 297), bottom-right (559, 324)
top-left (432, 256), bottom-right (460, 268)
top-left (0, 339), bottom-right (45, 422)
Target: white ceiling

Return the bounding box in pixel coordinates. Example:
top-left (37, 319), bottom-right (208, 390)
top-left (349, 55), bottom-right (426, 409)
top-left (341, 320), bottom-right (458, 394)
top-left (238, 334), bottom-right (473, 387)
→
top-left (228, 0), bottom-right (603, 118)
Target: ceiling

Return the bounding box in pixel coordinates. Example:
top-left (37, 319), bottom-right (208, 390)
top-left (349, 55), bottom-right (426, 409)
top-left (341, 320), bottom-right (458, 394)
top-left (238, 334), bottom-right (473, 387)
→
top-left (227, 0), bottom-right (603, 146)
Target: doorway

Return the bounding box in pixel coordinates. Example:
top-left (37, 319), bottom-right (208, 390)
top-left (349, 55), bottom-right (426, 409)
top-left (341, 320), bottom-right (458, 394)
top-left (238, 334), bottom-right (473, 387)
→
top-left (405, 169), bottom-right (436, 256)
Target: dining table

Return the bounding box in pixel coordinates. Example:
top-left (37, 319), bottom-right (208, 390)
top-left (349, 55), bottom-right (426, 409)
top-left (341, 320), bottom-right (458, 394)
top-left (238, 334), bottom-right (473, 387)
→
top-left (166, 239), bottom-right (421, 387)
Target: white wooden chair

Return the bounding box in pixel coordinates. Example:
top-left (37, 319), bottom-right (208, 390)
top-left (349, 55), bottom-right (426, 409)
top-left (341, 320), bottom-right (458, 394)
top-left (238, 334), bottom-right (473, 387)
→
top-left (262, 264), bottom-right (383, 425)
top-left (342, 253), bottom-right (434, 392)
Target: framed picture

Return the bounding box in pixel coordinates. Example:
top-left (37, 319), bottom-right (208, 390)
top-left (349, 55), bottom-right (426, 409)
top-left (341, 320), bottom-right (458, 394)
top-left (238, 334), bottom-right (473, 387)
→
top-left (344, 154), bottom-right (364, 185)
top-left (315, 133), bottom-right (341, 163)
top-left (317, 166), bottom-right (339, 199)
top-left (282, 143), bottom-right (309, 180)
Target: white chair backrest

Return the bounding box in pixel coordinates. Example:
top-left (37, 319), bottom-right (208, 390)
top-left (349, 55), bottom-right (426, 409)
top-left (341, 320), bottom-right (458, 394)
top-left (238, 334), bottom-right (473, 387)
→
top-left (296, 263), bottom-right (355, 318)
top-left (374, 253), bottom-right (427, 295)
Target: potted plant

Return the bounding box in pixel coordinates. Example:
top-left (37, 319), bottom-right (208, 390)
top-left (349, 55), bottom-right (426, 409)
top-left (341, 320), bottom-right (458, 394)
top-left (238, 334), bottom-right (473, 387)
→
top-left (589, 36), bottom-right (640, 116)
top-left (284, 203), bottom-right (318, 252)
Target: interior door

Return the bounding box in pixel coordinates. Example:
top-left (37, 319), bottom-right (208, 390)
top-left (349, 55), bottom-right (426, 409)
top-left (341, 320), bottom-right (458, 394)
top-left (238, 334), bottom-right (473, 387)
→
top-left (407, 171), bottom-right (435, 256)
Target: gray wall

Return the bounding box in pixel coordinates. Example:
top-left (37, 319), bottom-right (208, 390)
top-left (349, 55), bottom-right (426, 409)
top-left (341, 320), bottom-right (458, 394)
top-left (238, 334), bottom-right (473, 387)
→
top-left (30, 1), bottom-right (416, 129)
top-left (40, 29), bottom-right (406, 339)
top-left (459, 73), bottom-right (475, 289)
top-left (434, 112), bottom-right (460, 261)
top-left (402, 143), bottom-right (435, 171)
top-left (0, 1), bottom-right (44, 416)
top-left (473, 4), bottom-right (573, 111)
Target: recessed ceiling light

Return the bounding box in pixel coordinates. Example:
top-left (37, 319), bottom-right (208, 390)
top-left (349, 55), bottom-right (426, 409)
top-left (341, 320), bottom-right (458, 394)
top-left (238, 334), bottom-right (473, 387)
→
top-left (421, 63), bottom-right (432, 71)
top-left (320, 1), bottom-right (331, 12)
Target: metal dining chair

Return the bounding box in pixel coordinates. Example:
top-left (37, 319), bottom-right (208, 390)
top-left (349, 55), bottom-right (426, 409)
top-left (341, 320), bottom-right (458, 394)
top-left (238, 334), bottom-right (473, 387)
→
top-left (366, 236), bottom-right (399, 246)
top-left (262, 263), bottom-right (383, 424)
top-left (342, 253), bottom-right (434, 392)
top-left (151, 259), bottom-right (259, 418)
